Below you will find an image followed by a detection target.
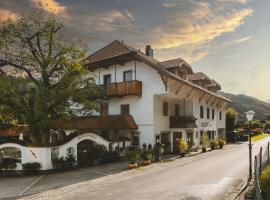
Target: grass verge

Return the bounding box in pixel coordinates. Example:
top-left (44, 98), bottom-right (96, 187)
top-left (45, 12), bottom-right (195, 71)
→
top-left (260, 163), bottom-right (270, 199)
top-left (251, 134), bottom-right (269, 142)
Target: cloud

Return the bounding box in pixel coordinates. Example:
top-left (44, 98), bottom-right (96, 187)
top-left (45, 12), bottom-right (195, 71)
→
top-left (219, 0), bottom-right (251, 4)
top-left (152, 7), bottom-right (253, 49)
top-left (75, 10), bottom-right (135, 33)
top-left (0, 9), bottom-right (20, 22)
top-left (30, 0), bottom-right (66, 15)
top-left (220, 35), bottom-right (253, 48)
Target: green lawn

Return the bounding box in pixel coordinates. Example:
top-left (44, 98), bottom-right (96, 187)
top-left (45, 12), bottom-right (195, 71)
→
top-left (251, 134), bottom-right (269, 142)
top-left (260, 163), bottom-right (270, 199)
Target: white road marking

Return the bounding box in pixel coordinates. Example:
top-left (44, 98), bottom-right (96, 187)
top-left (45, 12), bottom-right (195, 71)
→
top-left (79, 168), bottom-right (109, 176)
top-left (18, 174), bottom-right (45, 195)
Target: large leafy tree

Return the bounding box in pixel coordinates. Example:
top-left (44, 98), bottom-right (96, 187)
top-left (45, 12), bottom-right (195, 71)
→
top-left (0, 15), bottom-right (100, 145)
top-left (226, 107), bottom-right (238, 132)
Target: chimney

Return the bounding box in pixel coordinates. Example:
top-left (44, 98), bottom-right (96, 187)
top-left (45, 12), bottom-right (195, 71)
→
top-left (145, 45), bottom-right (154, 58)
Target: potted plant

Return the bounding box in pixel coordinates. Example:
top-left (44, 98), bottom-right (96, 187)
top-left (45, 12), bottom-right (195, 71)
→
top-left (142, 144), bottom-right (153, 165)
top-left (126, 148), bottom-right (141, 169)
top-left (200, 132), bottom-right (209, 153)
top-left (153, 143), bottom-right (163, 162)
top-left (179, 138), bottom-right (188, 157)
top-left (218, 138), bottom-right (225, 149)
top-left (209, 139), bottom-right (218, 150)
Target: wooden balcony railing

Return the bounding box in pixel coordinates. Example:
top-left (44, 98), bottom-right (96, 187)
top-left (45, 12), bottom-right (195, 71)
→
top-left (169, 116), bottom-right (197, 129)
top-left (102, 80), bottom-right (142, 97)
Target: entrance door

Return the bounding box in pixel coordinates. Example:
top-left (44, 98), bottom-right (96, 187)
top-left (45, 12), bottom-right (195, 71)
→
top-left (77, 140), bottom-right (95, 166)
top-left (173, 132), bottom-right (182, 154)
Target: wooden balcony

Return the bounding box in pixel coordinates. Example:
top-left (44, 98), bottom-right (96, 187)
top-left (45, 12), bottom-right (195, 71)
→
top-left (102, 80), bottom-right (142, 97)
top-left (169, 116), bottom-right (197, 129)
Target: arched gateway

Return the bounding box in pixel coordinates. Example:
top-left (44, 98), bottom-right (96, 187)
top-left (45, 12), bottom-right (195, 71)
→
top-left (77, 139), bottom-right (96, 166)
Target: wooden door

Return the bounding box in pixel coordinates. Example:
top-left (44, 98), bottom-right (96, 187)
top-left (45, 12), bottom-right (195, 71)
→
top-left (77, 140), bottom-right (95, 166)
top-left (173, 132), bottom-right (182, 154)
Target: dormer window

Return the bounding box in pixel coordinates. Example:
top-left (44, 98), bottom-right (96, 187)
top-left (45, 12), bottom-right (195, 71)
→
top-left (123, 70), bottom-right (132, 82)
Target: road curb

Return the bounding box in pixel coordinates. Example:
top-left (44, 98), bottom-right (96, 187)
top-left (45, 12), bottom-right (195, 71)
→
top-left (234, 179), bottom-right (251, 200)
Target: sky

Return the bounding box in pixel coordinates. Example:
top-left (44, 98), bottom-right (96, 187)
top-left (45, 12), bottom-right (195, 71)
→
top-left (0, 0), bottom-right (269, 101)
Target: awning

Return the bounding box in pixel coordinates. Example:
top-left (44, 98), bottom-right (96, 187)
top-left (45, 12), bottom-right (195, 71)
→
top-left (52, 115), bottom-right (138, 130)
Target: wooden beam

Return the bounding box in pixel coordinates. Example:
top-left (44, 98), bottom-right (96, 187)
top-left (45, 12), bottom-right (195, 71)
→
top-left (175, 83), bottom-right (184, 95)
top-left (206, 96), bottom-right (212, 104)
top-left (211, 98), bottom-right (217, 106)
top-left (160, 74), bottom-right (168, 91)
top-left (186, 87), bottom-right (194, 98)
top-left (216, 99), bottom-right (222, 107)
top-left (199, 92), bottom-right (206, 103)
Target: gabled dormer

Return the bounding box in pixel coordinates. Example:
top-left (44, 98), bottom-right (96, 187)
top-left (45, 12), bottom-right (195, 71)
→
top-left (207, 79), bottom-right (221, 93)
top-left (187, 72), bottom-right (212, 89)
top-left (158, 58), bottom-right (193, 80)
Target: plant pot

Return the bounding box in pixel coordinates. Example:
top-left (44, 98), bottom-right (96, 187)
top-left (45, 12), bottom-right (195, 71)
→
top-left (180, 152), bottom-right (186, 157)
top-left (128, 163), bottom-right (138, 169)
top-left (202, 147), bottom-right (206, 153)
top-left (143, 160), bottom-right (151, 165)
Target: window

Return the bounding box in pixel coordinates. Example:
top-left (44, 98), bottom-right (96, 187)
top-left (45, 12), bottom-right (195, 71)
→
top-left (100, 103), bottom-right (109, 116)
top-left (132, 132), bottom-right (139, 146)
top-left (103, 74), bottom-right (111, 84)
top-left (121, 104), bottom-right (130, 115)
top-left (67, 147), bottom-right (75, 156)
top-left (219, 111), bottom-right (222, 120)
top-left (207, 108), bottom-right (210, 119)
top-left (175, 104), bottom-right (179, 116)
top-left (123, 70), bottom-right (132, 82)
top-left (200, 106), bottom-right (204, 119)
top-left (212, 109), bottom-right (215, 120)
top-left (163, 101), bottom-right (168, 116)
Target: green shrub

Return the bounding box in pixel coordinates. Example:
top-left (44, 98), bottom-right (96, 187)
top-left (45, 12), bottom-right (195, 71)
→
top-left (126, 148), bottom-right (141, 164)
top-left (1, 158), bottom-right (20, 170)
top-left (53, 155), bottom-right (76, 170)
top-left (22, 162), bottom-right (41, 175)
top-left (218, 138), bottom-right (225, 149)
top-left (200, 132), bottom-right (209, 152)
top-left (209, 140), bottom-right (218, 150)
top-left (179, 138), bottom-right (188, 155)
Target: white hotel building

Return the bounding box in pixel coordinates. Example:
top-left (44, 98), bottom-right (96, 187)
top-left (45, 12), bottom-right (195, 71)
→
top-left (83, 40), bottom-right (231, 153)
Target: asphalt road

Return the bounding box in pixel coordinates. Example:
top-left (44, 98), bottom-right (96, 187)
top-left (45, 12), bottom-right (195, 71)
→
top-left (20, 136), bottom-right (270, 200)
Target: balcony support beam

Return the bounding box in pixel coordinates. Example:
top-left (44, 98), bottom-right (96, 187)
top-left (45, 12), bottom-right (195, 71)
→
top-left (160, 74), bottom-right (168, 91)
top-left (211, 98), bottom-right (217, 106)
top-left (186, 87), bottom-right (194, 99)
top-left (206, 96), bottom-right (212, 104)
top-left (175, 83), bottom-right (184, 95)
top-left (199, 92), bottom-right (206, 103)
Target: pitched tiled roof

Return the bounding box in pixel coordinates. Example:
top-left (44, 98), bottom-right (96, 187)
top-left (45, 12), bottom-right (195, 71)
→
top-left (84, 41), bottom-right (231, 103)
top-left (85, 40), bottom-right (136, 64)
top-left (52, 115), bottom-right (138, 130)
top-left (207, 79), bottom-right (221, 90)
top-left (187, 72), bottom-right (210, 82)
top-left (158, 58), bottom-right (184, 69)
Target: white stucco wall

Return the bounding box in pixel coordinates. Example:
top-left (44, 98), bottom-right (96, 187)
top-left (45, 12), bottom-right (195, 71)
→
top-left (0, 133), bottom-right (111, 171)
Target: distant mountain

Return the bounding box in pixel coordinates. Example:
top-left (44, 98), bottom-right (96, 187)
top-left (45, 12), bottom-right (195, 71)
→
top-left (220, 92), bottom-right (270, 122)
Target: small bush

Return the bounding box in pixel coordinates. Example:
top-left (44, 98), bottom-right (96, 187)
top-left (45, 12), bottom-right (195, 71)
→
top-left (22, 162), bottom-right (41, 175)
top-left (209, 140), bottom-right (218, 150)
top-left (200, 132), bottom-right (209, 152)
top-left (179, 139), bottom-right (188, 156)
top-left (126, 148), bottom-right (141, 164)
top-left (218, 138), bottom-right (225, 149)
top-left (53, 155), bottom-right (76, 170)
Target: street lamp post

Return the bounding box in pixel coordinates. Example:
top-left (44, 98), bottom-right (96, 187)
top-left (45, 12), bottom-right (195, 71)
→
top-left (245, 110), bottom-right (255, 179)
